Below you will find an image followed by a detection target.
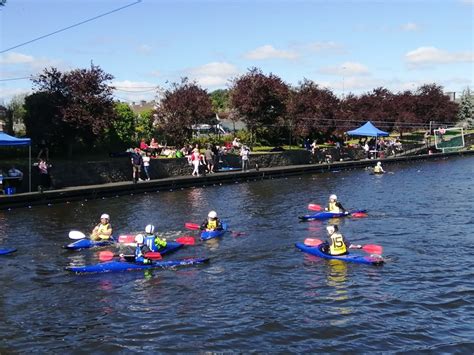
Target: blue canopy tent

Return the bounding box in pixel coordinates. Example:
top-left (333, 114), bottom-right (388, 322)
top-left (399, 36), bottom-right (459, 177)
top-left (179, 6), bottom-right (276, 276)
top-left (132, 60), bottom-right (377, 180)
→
top-left (0, 132), bottom-right (32, 192)
top-left (346, 121), bottom-right (389, 158)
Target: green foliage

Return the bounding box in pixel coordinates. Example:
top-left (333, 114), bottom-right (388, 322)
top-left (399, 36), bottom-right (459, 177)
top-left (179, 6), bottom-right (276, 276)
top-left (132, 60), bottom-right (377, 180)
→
top-left (456, 87), bottom-right (474, 127)
top-left (135, 109), bottom-right (155, 142)
top-left (108, 102), bottom-right (136, 146)
top-left (210, 89), bottom-right (230, 113)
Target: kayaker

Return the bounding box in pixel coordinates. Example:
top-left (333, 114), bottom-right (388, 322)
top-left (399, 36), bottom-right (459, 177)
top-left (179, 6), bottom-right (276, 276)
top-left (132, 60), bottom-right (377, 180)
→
top-left (325, 194), bottom-right (346, 213)
top-left (321, 225), bottom-right (361, 256)
top-left (200, 211), bottom-right (223, 231)
top-left (140, 224), bottom-right (167, 252)
top-left (373, 161), bottom-right (385, 174)
top-left (90, 214), bottom-right (113, 241)
top-left (133, 234), bottom-right (152, 264)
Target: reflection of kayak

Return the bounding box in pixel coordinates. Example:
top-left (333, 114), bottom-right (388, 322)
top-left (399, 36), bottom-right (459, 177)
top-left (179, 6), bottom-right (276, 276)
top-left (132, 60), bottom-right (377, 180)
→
top-left (0, 248), bottom-right (17, 255)
top-left (201, 223), bottom-right (228, 240)
top-left (295, 242), bottom-right (383, 265)
top-left (66, 257), bottom-right (210, 274)
top-left (298, 210), bottom-right (367, 221)
top-left (218, 167), bottom-right (241, 172)
top-left (64, 237), bottom-right (116, 250)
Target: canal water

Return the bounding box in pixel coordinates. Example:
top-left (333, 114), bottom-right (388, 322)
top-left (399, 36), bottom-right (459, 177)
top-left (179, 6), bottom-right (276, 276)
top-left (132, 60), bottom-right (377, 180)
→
top-left (1, 156), bottom-right (473, 352)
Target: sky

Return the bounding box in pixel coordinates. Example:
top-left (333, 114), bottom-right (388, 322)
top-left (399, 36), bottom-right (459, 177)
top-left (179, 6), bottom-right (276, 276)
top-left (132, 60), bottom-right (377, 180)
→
top-left (0, 0), bottom-right (473, 104)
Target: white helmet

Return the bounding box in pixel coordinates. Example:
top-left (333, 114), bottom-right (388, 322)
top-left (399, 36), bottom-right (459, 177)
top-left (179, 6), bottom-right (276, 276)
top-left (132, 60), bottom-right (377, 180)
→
top-left (208, 210), bottom-right (218, 219)
top-left (100, 213), bottom-right (110, 220)
top-left (135, 234), bottom-right (144, 244)
top-left (329, 194), bottom-right (337, 201)
top-left (145, 224), bottom-right (155, 234)
top-left (326, 225), bottom-right (337, 235)
top-left (377, 162), bottom-right (382, 166)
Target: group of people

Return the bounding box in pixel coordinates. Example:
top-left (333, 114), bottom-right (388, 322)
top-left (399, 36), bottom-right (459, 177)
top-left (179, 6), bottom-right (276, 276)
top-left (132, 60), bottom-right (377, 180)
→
top-left (0, 166), bottom-right (24, 194)
top-left (89, 209), bottom-right (223, 264)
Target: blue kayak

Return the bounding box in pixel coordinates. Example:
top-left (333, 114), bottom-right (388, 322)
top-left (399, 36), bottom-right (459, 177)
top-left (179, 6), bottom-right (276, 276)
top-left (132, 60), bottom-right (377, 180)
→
top-left (0, 248), bottom-right (17, 255)
top-left (66, 257), bottom-right (210, 274)
top-left (299, 210), bottom-right (367, 221)
top-left (295, 242), bottom-right (383, 265)
top-left (200, 223), bottom-right (228, 240)
top-left (64, 237), bottom-right (116, 250)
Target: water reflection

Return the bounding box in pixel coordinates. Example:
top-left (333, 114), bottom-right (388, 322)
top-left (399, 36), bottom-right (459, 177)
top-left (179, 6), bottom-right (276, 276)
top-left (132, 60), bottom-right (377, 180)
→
top-left (325, 260), bottom-right (353, 325)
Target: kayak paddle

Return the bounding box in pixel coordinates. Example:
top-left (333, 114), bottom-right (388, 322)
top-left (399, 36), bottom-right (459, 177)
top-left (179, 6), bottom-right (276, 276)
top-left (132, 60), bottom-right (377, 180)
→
top-left (69, 231), bottom-right (87, 240)
top-left (350, 212), bottom-right (368, 218)
top-left (98, 251), bottom-right (162, 262)
top-left (308, 204), bottom-right (323, 211)
top-left (175, 236), bottom-right (195, 245)
top-left (303, 238), bottom-right (323, 246)
top-left (356, 244), bottom-right (383, 255)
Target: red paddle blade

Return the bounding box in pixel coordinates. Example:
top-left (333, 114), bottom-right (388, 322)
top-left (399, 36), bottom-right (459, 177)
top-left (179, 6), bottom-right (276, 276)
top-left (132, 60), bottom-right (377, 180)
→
top-left (176, 236), bottom-right (195, 245)
top-left (118, 234), bottom-right (136, 243)
top-left (99, 250), bottom-right (115, 261)
top-left (144, 252), bottom-right (162, 260)
top-left (362, 244), bottom-right (383, 255)
top-left (304, 238), bottom-right (323, 246)
top-left (308, 204), bottom-right (323, 211)
top-left (185, 222), bottom-right (200, 230)
top-left (351, 212), bottom-right (368, 218)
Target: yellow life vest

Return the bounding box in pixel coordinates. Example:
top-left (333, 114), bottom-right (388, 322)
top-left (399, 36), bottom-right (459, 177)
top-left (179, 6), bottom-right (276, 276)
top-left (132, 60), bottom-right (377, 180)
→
top-left (374, 165), bottom-right (382, 173)
top-left (96, 223), bottom-right (111, 240)
top-left (329, 233), bottom-right (347, 255)
top-left (207, 219), bottom-right (218, 230)
top-left (328, 201), bottom-right (340, 213)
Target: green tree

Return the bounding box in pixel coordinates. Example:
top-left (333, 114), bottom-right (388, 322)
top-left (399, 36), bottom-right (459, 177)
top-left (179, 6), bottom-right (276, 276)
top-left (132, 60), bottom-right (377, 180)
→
top-left (210, 89), bottom-right (230, 113)
top-left (135, 109), bottom-right (155, 142)
top-left (109, 102), bottom-right (136, 146)
top-left (456, 87), bottom-right (474, 127)
top-left (6, 94), bottom-right (27, 135)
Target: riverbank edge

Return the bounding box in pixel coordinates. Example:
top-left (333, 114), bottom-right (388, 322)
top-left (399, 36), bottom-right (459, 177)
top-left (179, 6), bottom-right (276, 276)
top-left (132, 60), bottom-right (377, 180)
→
top-left (1, 150), bottom-right (473, 210)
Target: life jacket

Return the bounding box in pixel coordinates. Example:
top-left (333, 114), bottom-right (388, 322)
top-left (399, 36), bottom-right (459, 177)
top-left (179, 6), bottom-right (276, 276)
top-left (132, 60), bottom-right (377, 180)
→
top-left (329, 233), bottom-right (347, 255)
top-left (374, 165), bottom-right (382, 173)
top-left (96, 223), bottom-right (111, 240)
top-left (144, 235), bottom-right (158, 251)
top-left (207, 219), bottom-right (218, 230)
top-left (328, 201), bottom-right (340, 213)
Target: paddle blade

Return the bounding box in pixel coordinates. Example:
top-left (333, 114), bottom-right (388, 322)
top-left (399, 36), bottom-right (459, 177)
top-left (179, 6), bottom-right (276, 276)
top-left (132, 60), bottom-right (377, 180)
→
top-left (185, 222), bottom-right (200, 230)
top-left (144, 252), bottom-right (162, 260)
top-left (98, 250), bottom-right (115, 261)
top-left (304, 238), bottom-right (323, 246)
top-left (308, 204), bottom-right (323, 211)
top-left (362, 244), bottom-right (383, 255)
top-left (69, 230), bottom-right (86, 240)
top-left (351, 212), bottom-right (368, 218)
top-left (118, 234), bottom-right (136, 243)
top-left (176, 236), bottom-right (195, 245)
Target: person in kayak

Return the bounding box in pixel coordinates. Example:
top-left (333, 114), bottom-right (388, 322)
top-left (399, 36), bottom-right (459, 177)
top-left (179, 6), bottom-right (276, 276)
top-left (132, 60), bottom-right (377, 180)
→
top-left (133, 234), bottom-right (152, 264)
top-left (321, 225), bottom-right (361, 256)
top-left (200, 211), bottom-right (223, 231)
top-left (90, 214), bottom-right (113, 241)
top-left (373, 161), bottom-right (385, 174)
top-left (140, 224), bottom-right (167, 252)
top-left (325, 194), bottom-right (346, 213)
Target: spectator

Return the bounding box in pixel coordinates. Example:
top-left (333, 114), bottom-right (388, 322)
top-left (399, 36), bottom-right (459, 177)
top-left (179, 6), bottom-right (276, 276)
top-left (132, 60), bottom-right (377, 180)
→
top-left (240, 145), bottom-right (250, 171)
top-left (190, 148), bottom-right (202, 176)
top-left (37, 139), bottom-right (50, 160)
top-left (139, 138), bottom-right (149, 152)
top-left (204, 144), bottom-right (215, 174)
top-left (142, 152), bottom-right (151, 181)
top-left (149, 138), bottom-right (160, 157)
top-left (232, 137), bottom-right (241, 151)
top-left (129, 148), bottom-right (144, 183)
top-left (33, 159), bottom-right (52, 192)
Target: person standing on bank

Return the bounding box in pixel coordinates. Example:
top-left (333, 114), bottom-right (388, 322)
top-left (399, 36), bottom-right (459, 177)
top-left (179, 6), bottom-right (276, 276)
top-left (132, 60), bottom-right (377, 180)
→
top-left (240, 146), bottom-right (250, 172)
top-left (33, 158), bottom-right (52, 192)
top-left (130, 148), bottom-right (144, 183)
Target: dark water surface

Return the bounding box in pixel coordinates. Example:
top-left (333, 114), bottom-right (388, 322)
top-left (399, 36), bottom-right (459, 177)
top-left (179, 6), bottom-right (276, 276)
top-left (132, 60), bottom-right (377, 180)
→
top-left (1, 156), bottom-right (473, 353)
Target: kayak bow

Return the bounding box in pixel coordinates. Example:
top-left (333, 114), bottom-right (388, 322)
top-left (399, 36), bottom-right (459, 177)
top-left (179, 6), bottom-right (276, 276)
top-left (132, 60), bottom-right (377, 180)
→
top-left (295, 242), bottom-right (383, 265)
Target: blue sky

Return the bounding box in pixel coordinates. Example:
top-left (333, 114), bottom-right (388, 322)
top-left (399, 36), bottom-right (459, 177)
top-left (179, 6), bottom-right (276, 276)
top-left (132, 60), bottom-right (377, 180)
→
top-left (1, 0), bottom-right (473, 104)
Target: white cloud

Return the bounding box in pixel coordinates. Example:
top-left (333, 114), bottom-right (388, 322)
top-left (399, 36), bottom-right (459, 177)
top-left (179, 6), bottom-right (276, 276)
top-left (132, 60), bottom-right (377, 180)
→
top-left (405, 46), bottom-right (473, 66)
top-left (136, 44), bottom-right (153, 55)
top-left (0, 52), bottom-right (34, 65)
top-left (400, 23), bottom-right (420, 32)
top-left (319, 62), bottom-right (370, 76)
top-left (305, 41), bottom-right (345, 54)
top-left (188, 62), bottom-right (239, 87)
top-left (461, 0), bottom-right (473, 5)
top-left (244, 45), bottom-right (298, 60)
